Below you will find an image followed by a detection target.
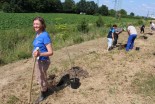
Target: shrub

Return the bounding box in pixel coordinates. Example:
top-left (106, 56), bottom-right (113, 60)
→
top-left (62, 33), bottom-right (70, 42)
top-left (17, 51), bottom-right (31, 59)
top-left (7, 95), bottom-right (19, 104)
top-left (136, 20), bottom-right (144, 25)
top-left (73, 36), bottom-right (84, 44)
top-left (0, 58), bottom-right (6, 66)
top-left (96, 15), bottom-right (104, 27)
top-left (106, 23), bottom-right (113, 28)
top-left (77, 18), bottom-right (89, 33)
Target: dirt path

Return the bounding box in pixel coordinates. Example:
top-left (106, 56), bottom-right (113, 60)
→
top-left (0, 27), bottom-right (155, 104)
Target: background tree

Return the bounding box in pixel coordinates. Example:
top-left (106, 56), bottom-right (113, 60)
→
top-left (1, 0), bottom-right (133, 16)
top-left (85, 1), bottom-right (98, 15)
top-left (63, 0), bottom-right (75, 13)
top-left (118, 9), bottom-right (127, 17)
top-left (2, 0), bottom-right (33, 13)
top-left (0, 2), bottom-right (3, 10)
top-left (76, 0), bottom-right (87, 14)
top-left (16, 0), bottom-right (33, 12)
top-left (50, 0), bottom-right (63, 13)
top-left (98, 5), bottom-right (109, 16)
top-left (2, 2), bottom-right (11, 12)
top-left (130, 12), bottom-right (135, 17)
top-left (108, 9), bottom-right (116, 17)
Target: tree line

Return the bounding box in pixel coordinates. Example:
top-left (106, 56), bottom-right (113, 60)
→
top-left (0, 0), bottom-right (135, 17)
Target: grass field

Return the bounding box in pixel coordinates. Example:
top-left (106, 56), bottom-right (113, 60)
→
top-left (0, 13), bottom-right (141, 30)
top-left (0, 13), bottom-right (148, 65)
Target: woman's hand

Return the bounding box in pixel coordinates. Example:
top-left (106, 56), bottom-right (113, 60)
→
top-left (33, 50), bottom-right (40, 57)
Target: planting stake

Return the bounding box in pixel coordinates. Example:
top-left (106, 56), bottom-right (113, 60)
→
top-left (28, 47), bottom-right (39, 103)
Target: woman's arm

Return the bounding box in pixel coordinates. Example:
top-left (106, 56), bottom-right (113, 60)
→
top-left (40, 43), bottom-right (53, 56)
top-left (33, 43), bottom-right (53, 57)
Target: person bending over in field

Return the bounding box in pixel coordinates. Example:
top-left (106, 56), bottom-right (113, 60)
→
top-left (126, 24), bottom-right (137, 51)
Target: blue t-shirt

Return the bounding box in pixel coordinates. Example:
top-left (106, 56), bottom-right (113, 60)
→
top-left (107, 27), bottom-right (115, 38)
top-left (33, 31), bottom-right (51, 60)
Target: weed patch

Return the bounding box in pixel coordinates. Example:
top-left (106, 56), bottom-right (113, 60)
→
top-left (131, 71), bottom-right (155, 97)
top-left (7, 95), bottom-right (19, 104)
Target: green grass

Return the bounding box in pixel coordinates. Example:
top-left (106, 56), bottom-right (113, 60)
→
top-left (0, 13), bottom-right (144, 30)
top-left (7, 95), bottom-right (19, 104)
top-left (0, 13), bottom-right (150, 65)
top-left (131, 71), bottom-right (155, 97)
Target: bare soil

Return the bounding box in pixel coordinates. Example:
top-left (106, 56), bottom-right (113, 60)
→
top-left (0, 27), bottom-right (155, 104)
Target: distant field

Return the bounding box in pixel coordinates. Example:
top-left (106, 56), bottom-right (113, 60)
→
top-left (0, 13), bottom-right (141, 30)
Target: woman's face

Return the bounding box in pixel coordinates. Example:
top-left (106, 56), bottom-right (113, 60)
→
top-left (33, 20), bottom-right (43, 33)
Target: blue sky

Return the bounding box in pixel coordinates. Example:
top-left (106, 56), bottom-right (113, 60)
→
top-left (61, 0), bottom-right (155, 17)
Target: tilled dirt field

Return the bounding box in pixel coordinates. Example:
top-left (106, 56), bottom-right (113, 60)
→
top-left (0, 27), bottom-right (155, 104)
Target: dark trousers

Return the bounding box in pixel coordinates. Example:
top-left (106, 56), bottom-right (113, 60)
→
top-left (140, 28), bottom-right (144, 33)
top-left (113, 34), bottom-right (118, 46)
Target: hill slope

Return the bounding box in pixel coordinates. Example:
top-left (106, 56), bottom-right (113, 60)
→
top-left (1, 27), bottom-right (155, 104)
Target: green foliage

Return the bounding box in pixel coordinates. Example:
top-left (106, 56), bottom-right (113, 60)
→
top-left (62, 33), bottom-right (70, 42)
top-left (118, 9), bottom-right (127, 17)
top-left (2, 2), bottom-right (11, 13)
top-left (98, 5), bottom-right (109, 16)
top-left (85, 1), bottom-right (98, 15)
top-left (106, 23), bottom-right (113, 28)
top-left (77, 18), bottom-right (89, 33)
top-left (130, 12), bottom-right (135, 17)
top-left (7, 95), bottom-right (19, 104)
top-left (0, 27), bottom-right (33, 65)
top-left (73, 36), bottom-right (84, 44)
top-left (0, 58), bottom-right (6, 65)
top-left (132, 72), bottom-right (155, 97)
top-left (0, 13), bottom-right (145, 65)
top-left (63, 0), bottom-right (75, 13)
top-left (108, 9), bottom-right (116, 17)
top-left (76, 0), bottom-right (87, 13)
top-left (96, 15), bottom-right (104, 27)
top-left (0, 0), bottom-right (150, 20)
top-left (17, 51), bottom-right (31, 59)
top-left (137, 19), bottom-right (144, 25)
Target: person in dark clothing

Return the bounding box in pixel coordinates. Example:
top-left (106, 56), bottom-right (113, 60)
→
top-left (113, 28), bottom-right (123, 47)
top-left (140, 24), bottom-right (145, 33)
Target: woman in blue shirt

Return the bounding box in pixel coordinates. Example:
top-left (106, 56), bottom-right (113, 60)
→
top-left (33, 17), bottom-right (53, 102)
